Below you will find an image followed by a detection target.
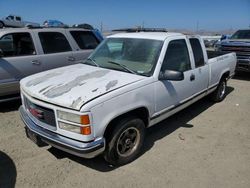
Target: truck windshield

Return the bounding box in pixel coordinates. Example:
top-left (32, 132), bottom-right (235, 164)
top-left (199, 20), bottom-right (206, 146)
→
top-left (231, 30), bottom-right (250, 39)
top-left (86, 38), bottom-right (163, 76)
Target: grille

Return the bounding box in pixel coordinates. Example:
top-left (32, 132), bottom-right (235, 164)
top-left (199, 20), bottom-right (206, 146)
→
top-left (221, 45), bottom-right (250, 57)
top-left (24, 96), bottom-right (56, 127)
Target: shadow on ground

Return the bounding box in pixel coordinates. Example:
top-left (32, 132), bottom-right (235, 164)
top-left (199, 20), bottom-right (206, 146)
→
top-left (49, 88), bottom-right (234, 171)
top-left (0, 99), bottom-right (21, 113)
top-left (0, 151), bottom-right (17, 188)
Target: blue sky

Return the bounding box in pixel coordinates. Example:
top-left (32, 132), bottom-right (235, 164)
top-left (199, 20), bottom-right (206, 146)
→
top-left (0, 0), bottom-right (249, 31)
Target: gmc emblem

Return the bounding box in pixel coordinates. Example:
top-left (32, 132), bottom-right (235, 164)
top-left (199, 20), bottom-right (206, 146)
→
top-left (29, 107), bottom-right (44, 119)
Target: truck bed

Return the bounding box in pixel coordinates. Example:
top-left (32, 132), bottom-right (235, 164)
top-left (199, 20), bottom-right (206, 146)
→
top-left (207, 50), bottom-right (231, 59)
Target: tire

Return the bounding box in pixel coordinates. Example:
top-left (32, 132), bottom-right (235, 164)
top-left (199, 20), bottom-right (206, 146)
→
top-left (104, 117), bottom-right (145, 166)
top-left (210, 78), bottom-right (227, 102)
top-left (0, 22), bottom-right (4, 28)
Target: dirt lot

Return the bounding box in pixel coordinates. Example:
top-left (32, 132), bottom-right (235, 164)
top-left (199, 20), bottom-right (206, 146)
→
top-left (0, 74), bottom-right (250, 188)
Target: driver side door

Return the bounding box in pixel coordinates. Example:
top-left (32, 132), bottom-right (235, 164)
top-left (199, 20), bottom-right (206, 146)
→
top-left (152, 38), bottom-right (195, 123)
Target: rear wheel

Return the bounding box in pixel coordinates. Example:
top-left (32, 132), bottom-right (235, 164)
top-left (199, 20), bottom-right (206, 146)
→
top-left (210, 78), bottom-right (227, 102)
top-left (104, 117), bottom-right (145, 166)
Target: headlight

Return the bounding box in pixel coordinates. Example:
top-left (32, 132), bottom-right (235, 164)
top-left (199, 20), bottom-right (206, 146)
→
top-left (58, 122), bottom-right (91, 135)
top-left (57, 111), bottom-right (90, 125)
top-left (57, 111), bottom-right (91, 135)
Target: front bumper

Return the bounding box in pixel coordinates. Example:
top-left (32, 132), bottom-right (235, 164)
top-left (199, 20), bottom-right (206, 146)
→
top-left (236, 58), bottom-right (250, 72)
top-left (19, 106), bottom-right (105, 158)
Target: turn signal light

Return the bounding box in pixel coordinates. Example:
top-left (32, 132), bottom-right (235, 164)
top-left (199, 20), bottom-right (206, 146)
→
top-left (80, 115), bottom-right (90, 125)
top-left (80, 126), bottom-right (91, 135)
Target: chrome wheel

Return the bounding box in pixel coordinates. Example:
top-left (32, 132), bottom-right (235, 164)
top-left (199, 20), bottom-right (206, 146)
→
top-left (116, 127), bottom-right (140, 157)
top-left (219, 81), bottom-right (226, 99)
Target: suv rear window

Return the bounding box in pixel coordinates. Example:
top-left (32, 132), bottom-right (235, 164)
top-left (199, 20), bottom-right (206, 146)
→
top-left (70, 31), bottom-right (99, 49)
top-left (39, 32), bottom-right (72, 54)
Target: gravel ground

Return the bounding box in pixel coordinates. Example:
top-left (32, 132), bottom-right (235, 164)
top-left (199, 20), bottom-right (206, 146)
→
top-left (0, 73), bottom-right (250, 188)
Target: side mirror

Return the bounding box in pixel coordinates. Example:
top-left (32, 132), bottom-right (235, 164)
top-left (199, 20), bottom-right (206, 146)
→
top-left (0, 49), bottom-right (3, 57)
top-left (159, 70), bottom-right (184, 81)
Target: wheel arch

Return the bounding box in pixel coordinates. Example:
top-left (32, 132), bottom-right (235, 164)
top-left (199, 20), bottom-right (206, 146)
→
top-left (103, 106), bottom-right (150, 140)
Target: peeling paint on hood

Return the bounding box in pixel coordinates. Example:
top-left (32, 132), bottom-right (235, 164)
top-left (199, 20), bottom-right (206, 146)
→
top-left (20, 64), bottom-right (144, 110)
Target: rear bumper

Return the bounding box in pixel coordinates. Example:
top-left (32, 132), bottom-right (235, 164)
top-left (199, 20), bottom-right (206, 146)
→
top-left (19, 106), bottom-right (105, 158)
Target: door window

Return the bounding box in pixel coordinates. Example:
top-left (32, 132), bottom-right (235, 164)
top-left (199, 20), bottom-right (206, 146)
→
top-left (0, 33), bottom-right (36, 57)
top-left (161, 39), bottom-right (191, 72)
top-left (39, 32), bottom-right (72, 54)
top-left (189, 38), bottom-right (205, 67)
top-left (16, 17), bottom-right (21, 21)
top-left (70, 31), bottom-right (99, 49)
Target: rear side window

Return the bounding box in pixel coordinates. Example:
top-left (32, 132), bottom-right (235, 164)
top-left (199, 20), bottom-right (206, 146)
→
top-left (161, 39), bottom-right (191, 72)
top-left (70, 31), bottom-right (99, 49)
top-left (0, 32), bottom-right (36, 57)
top-left (39, 32), bottom-right (72, 54)
top-left (189, 38), bottom-right (205, 67)
top-left (16, 17), bottom-right (21, 21)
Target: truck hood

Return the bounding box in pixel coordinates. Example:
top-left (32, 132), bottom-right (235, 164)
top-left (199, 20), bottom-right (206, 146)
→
top-left (221, 39), bottom-right (250, 47)
top-left (20, 64), bottom-right (144, 110)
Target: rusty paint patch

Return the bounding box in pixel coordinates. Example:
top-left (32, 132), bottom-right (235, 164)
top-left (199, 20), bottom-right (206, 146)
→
top-left (71, 97), bottom-right (83, 109)
top-left (26, 72), bottom-right (61, 87)
top-left (105, 80), bottom-right (118, 91)
top-left (43, 70), bottom-right (110, 98)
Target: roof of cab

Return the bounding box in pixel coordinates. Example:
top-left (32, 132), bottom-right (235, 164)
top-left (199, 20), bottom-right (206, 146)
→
top-left (108, 32), bottom-right (184, 41)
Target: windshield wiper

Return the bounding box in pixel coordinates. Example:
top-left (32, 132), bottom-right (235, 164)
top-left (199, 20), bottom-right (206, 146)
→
top-left (84, 58), bottom-right (100, 67)
top-left (107, 61), bottom-right (137, 75)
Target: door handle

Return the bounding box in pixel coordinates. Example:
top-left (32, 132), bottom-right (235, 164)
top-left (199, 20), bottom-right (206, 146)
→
top-left (31, 60), bottom-right (41, 65)
top-left (190, 74), bottom-right (195, 81)
top-left (67, 56), bottom-right (75, 62)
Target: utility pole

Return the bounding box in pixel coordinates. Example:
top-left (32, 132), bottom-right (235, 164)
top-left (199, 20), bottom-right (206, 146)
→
top-left (196, 20), bottom-right (199, 33)
top-left (100, 21), bottom-right (103, 33)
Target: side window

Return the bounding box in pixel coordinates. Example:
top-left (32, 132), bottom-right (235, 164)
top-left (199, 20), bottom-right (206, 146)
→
top-left (39, 32), bottom-right (72, 54)
top-left (0, 32), bottom-right (36, 57)
top-left (70, 31), bottom-right (99, 50)
top-left (189, 38), bottom-right (205, 67)
top-left (161, 39), bottom-right (191, 72)
top-left (16, 17), bottom-right (21, 21)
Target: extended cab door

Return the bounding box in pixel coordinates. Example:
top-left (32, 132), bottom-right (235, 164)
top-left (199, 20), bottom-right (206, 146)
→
top-left (34, 31), bottom-right (75, 71)
top-left (66, 30), bottom-right (101, 62)
top-left (0, 32), bottom-right (42, 96)
top-left (188, 37), bottom-right (209, 99)
top-left (153, 37), bottom-right (196, 122)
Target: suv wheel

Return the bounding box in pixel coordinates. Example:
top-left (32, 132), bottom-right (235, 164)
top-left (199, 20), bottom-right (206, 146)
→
top-left (104, 117), bottom-right (145, 166)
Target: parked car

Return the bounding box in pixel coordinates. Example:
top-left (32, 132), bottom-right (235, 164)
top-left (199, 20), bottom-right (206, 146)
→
top-left (0, 15), bottom-right (40, 28)
top-left (19, 31), bottom-right (236, 165)
top-left (218, 29), bottom-right (250, 72)
top-left (0, 27), bottom-right (103, 102)
top-left (73, 24), bottom-right (104, 41)
top-left (43, 20), bottom-right (68, 28)
top-left (72, 23), bottom-right (94, 30)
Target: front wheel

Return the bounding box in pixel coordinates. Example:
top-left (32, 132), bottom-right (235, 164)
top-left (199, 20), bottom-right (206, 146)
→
top-left (104, 117), bottom-right (145, 166)
top-left (210, 78), bottom-right (227, 102)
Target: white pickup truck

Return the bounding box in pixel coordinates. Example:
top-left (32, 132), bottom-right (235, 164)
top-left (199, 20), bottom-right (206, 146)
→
top-left (19, 31), bottom-right (236, 165)
top-left (0, 15), bottom-right (40, 28)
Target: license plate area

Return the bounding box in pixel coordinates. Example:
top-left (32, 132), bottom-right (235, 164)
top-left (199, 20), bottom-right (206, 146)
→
top-left (25, 127), bottom-right (48, 147)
